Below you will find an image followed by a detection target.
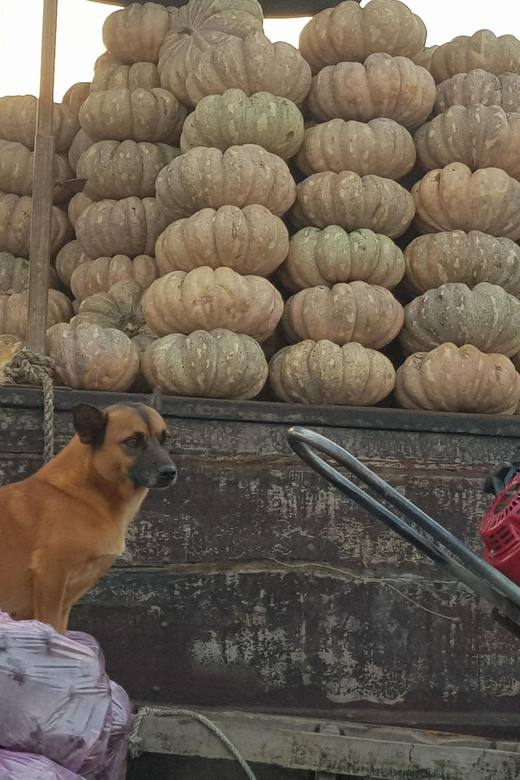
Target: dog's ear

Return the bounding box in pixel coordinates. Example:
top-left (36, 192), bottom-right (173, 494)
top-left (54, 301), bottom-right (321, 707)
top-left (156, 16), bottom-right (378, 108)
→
top-left (72, 404), bottom-right (108, 448)
top-left (148, 387), bottom-right (162, 413)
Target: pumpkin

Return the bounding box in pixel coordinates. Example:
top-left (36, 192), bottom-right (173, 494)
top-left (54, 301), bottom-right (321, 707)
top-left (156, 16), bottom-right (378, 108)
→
top-left (400, 282), bottom-right (520, 357)
top-left (415, 105), bottom-right (520, 180)
top-left (290, 172), bottom-right (415, 239)
top-left (68, 193), bottom-right (94, 230)
top-left (0, 289), bottom-right (72, 341)
top-left (0, 335), bottom-right (24, 385)
top-left (185, 32), bottom-right (312, 107)
top-left (282, 281), bottom-right (404, 349)
top-left (55, 241), bottom-right (92, 288)
top-left (142, 329), bottom-right (267, 399)
top-left (103, 3), bottom-right (175, 65)
top-left (278, 226), bottom-right (405, 293)
top-left (71, 254), bottom-right (159, 302)
top-left (62, 82), bottom-right (91, 113)
top-left (47, 321), bottom-right (140, 392)
top-left (0, 96), bottom-right (79, 153)
top-left (295, 118), bottom-right (416, 180)
top-left (158, 0), bottom-right (264, 105)
top-left (412, 163), bottom-right (520, 239)
top-left (180, 90), bottom-right (305, 160)
top-left (71, 280), bottom-right (148, 340)
top-left (434, 70), bottom-right (520, 115)
top-left (395, 343), bottom-right (520, 415)
top-left (269, 339), bottom-right (395, 406)
top-left (94, 52), bottom-right (124, 72)
top-left (411, 46), bottom-right (438, 71)
top-left (91, 62), bottom-right (161, 93)
top-left (308, 54), bottom-right (436, 130)
top-left (77, 140), bottom-right (180, 200)
top-left (143, 266), bottom-right (283, 342)
top-left (156, 144), bottom-right (296, 220)
top-left (0, 194), bottom-right (73, 259)
top-left (430, 30), bottom-right (520, 84)
top-left (76, 197), bottom-right (170, 259)
top-left (0, 252), bottom-right (58, 294)
top-left (79, 88), bottom-right (187, 145)
top-left (156, 205), bottom-right (289, 277)
top-left (68, 129), bottom-right (95, 173)
top-left (0, 140), bottom-right (73, 203)
top-left (404, 231), bottom-right (520, 297)
top-left (299, 0), bottom-right (426, 74)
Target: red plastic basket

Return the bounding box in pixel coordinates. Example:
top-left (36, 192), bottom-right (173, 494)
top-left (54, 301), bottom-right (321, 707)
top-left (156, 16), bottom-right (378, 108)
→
top-left (480, 473), bottom-right (520, 585)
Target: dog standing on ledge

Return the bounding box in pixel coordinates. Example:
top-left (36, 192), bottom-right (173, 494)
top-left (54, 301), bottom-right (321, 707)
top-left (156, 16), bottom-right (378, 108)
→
top-left (0, 389), bottom-right (177, 634)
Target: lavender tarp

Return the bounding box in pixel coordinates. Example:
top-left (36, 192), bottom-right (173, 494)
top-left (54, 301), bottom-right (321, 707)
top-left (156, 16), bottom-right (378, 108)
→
top-left (0, 749), bottom-right (82, 779)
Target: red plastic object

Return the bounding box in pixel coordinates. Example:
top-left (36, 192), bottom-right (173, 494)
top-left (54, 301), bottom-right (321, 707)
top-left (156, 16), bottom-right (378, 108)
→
top-left (480, 473), bottom-right (520, 585)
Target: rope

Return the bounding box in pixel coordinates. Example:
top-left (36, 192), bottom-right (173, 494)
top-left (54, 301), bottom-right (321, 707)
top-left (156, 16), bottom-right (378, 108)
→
top-left (129, 706), bottom-right (258, 780)
top-left (3, 349), bottom-right (55, 462)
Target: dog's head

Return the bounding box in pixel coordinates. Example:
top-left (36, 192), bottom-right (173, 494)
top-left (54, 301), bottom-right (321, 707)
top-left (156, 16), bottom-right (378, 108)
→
top-left (71, 388), bottom-right (177, 491)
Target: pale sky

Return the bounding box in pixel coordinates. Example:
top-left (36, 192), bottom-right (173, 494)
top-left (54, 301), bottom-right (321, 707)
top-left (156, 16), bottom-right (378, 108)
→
top-left (0, 0), bottom-right (518, 101)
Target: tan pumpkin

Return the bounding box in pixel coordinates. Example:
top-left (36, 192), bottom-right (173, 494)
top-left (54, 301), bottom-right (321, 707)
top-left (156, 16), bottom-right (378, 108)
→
top-left (71, 280), bottom-right (148, 340)
top-left (269, 340), bottom-right (395, 406)
top-left (0, 140), bottom-right (73, 203)
top-left (308, 54), bottom-right (436, 130)
top-left (400, 282), bottom-right (520, 357)
top-left (156, 205), bottom-right (289, 277)
top-left (156, 145), bottom-right (296, 220)
top-left (180, 90), bottom-right (304, 160)
top-left (68, 193), bottom-right (95, 230)
top-left (412, 163), bottom-right (520, 239)
top-left (71, 255), bottom-right (159, 302)
top-left (91, 62), bottom-right (161, 93)
top-left (79, 88), bottom-right (187, 145)
top-left (0, 335), bottom-right (24, 385)
top-left (47, 321), bottom-right (140, 392)
top-left (76, 197), bottom-right (170, 259)
top-left (157, 0), bottom-right (264, 105)
top-left (430, 30), bottom-right (520, 84)
top-left (62, 82), bottom-right (91, 113)
top-left (411, 46), bottom-right (438, 72)
top-left (68, 129), bottom-right (95, 173)
top-left (278, 226), bottom-right (405, 293)
top-left (299, 0), bottom-right (426, 74)
top-left (0, 194), bottom-right (73, 260)
top-left (295, 118), bottom-right (416, 180)
top-left (0, 96), bottom-right (79, 153)
top-left (0, 289), bottom-right (73, 341)
top-left (185, 32), bottom-right (312, 107)
top-left (55, 241), bottom-right (92, 288)
top-left (103, 3), bottom-right (175, 65)
top-left (77, 140), bottom-right (180, 200)
top-left (282, 282), bottom-right (404, 349)
top-left (395, 343), bottom-right (520, 415)
top-left (0, 252), bottom-right (58, 294)
top-left (404, 231), bottom-right (520, 297)
top-left (142, 329), bottom-right (267, 399)
top-left (434, 70), bottom-right (520, 115)
top-left (143, 266), bottom-right (283, 342)
top-left (415, 105), bottom-right (520, 180)
top-left (290, 172), bottom-right (415, 239)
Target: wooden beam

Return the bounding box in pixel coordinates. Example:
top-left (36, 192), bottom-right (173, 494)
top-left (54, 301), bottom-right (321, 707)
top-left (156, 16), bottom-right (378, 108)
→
top-left (87, 0), bottom-right (336, 17)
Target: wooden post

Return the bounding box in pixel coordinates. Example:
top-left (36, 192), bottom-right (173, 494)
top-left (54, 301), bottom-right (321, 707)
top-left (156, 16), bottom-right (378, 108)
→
top-left (26, 0), bottom-right (59, 355)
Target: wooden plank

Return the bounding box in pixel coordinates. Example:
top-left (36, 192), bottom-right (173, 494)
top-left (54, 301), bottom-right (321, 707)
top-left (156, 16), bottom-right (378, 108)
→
top-left (87, 0), bottom-right (338, 17)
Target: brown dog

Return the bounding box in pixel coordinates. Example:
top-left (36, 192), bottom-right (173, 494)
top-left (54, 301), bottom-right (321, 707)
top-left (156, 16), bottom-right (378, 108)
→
top-left (0, 390), bottom-right (176, 634)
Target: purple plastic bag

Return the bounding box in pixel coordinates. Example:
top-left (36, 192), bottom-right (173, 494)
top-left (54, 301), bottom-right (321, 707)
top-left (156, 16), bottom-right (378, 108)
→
top-left (0, 750), bottom-right (81, 779)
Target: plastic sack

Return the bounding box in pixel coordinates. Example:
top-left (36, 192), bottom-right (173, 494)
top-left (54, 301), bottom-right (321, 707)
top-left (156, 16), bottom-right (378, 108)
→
top-left (0, 750), bottom-right (81, 779)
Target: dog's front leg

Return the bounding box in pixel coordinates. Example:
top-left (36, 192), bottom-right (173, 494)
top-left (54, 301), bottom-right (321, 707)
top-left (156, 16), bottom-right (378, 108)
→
top-left (30, 552), bottom-right (71, 634)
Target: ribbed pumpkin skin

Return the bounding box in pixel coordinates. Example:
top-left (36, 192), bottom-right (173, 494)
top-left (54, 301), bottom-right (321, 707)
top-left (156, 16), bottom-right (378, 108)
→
top-left (55, 241), bottom-right (92, 288)
top-left (71, 281), bottom-right (148, 341)
top-left (180, 90), bottom-right (305, 160)
top-left (68, 130), bottom-right (95, 173)
top-left (158, 0), bottom-right (264, 105)
top-left (62, 82), bottom-right (91, 113)
top-left (269, 340), bottom-right (395, 406)
top-left (68, 193), bottom-right (95, 230)
top-left (411, 45), bottom-right (438, 71)
top-left (91, 62), bottom-right (161, 92)
top-left (0, 335), bottom-right (24, 385)
top-left (102, 3), bottom-right (175, 65)
top-left (412, 164), bottom-right (520, 239)
top-left (299, 0), bottom-right (426, 74)
top-left (404, 231), bottom-right (520, 296)
top-left (434, 70), bottom-right (520, 115)
top-left (395, 343), bottom-right (520, 415)
top-left (0, 253), bottom-right (30, 294)
top-left (71, 255), bottom-right (159, 302)
top-left (430, 30), bottom-right (520, 84)
top-left (142, 329), bottom-right (268, 399)
top-left (156, 145), bottom-right (296, 220)
top-left (76, 197), bottom-right (170, 259)
top-left (0, 290), bottom-right (73, 341)
top-left (47, 322), bottom-right (140, 392)
top-left (0, 141), bottom-right (72, 203)
top-left (0, 194), bottom-right (73, 260)
top-left (282, 282), bottom-right (404, 349)
top-left (143, 267), bottom-right (283, 343)
top-left (79, 88), bottom-right (187, 144)
top-left (307, 54), bottom-right (436, 130)
top-left (156, 205), bottom-right (288, 277)
top-left (185, 32), bottom-right (312, 107)
top-left (279, 226), bottom-right (405, 293)
top-left (0, 96), bottom-right (79, 153)
top-left (77, 140), bottom-right (180, 200)
top-left (400, 282), bottom-right (520, 357)
top-left (295, 118), bottom-right (416, 179)
top-left (290, 172), bottom-right (415, 239)
top-left (415, 105), bottom-right (520, 180)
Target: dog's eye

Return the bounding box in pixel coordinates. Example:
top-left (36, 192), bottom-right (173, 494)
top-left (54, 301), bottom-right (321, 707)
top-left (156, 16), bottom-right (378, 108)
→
top-left (160, 431), bottom-right (172, 448)
top-left (123, 436), bottom-right (143, 449)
